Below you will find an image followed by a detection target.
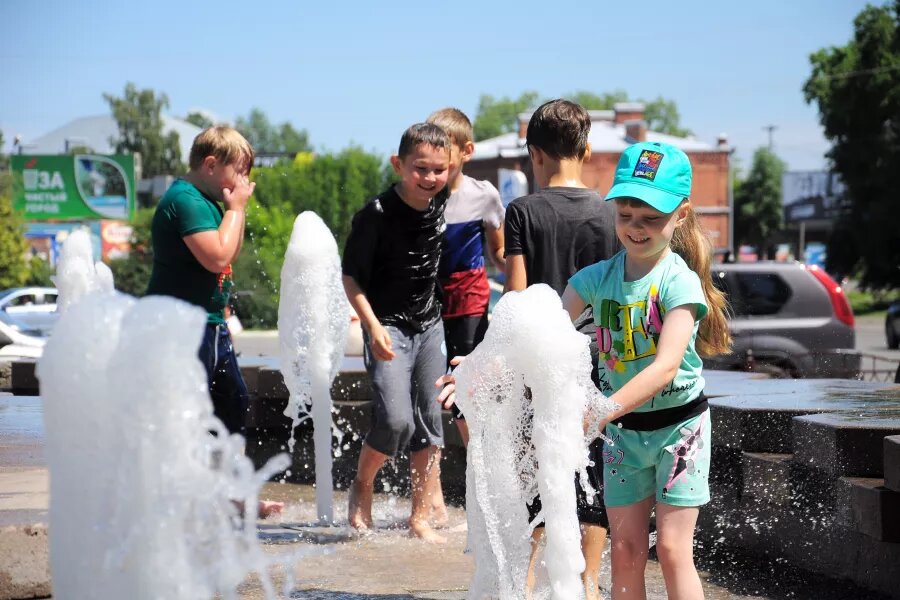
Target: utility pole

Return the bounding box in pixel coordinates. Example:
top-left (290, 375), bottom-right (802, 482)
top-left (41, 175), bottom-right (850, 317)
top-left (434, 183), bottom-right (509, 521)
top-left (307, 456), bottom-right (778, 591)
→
top-left (763, 124), bottom-right (777, 151)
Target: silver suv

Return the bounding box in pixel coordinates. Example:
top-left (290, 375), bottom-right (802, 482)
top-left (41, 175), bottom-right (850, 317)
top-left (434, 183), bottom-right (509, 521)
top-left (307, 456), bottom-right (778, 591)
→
top-left (707, 262), bottom-right (858, 379)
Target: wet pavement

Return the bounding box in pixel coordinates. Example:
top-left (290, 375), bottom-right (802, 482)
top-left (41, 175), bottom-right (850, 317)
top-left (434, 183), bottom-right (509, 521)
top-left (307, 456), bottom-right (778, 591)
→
top-left (1, 393), bottom-right (895, 599)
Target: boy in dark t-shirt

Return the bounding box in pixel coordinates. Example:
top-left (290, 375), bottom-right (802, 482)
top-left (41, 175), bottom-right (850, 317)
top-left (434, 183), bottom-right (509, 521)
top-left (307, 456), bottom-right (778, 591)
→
top-left (504, 99), bottom-right (619, 600)
top-left (342, 123), bottom-right (451, 543)
top-left (147, 126), bottom-right (282, 518)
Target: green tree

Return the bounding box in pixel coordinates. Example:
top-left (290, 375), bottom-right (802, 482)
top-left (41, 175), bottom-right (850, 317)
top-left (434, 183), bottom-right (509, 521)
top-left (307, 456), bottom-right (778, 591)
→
top-left (184, 111), bottom-right (214, 130)
top-left (104, 83), bottom-right (183, 178)
top-left (472, 91), bottom-right (541, 141)
top-left (474, 90), bottom-right (691, 141)
top-left (734, 147), bottom-right (786, 258)
top-left (803, 1), bottom-right (900, 287)
top-left (0, 131), bottom-right (8, 171)
top-left (234, 147), bottom-right (390, 327)
top-left (235, 108), bottom-right (312, 154)
top-left (0, 172), bottom-right (29, 288)
top-left (643, 97), bottom-right (691, 137)
top-left (107, 207), bottom-right (155, 297)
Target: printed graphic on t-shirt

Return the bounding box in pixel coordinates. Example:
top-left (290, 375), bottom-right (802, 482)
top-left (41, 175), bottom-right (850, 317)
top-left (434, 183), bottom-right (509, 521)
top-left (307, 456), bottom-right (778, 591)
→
top-left (596, 283), bottom-right (664, 372)
top-left (213, 264), bottom-right (233, 310)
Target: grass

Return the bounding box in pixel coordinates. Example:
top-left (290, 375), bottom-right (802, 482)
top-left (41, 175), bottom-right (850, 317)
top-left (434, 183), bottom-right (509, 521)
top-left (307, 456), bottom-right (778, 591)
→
top-left (846, 288), bottom-right (899, 316)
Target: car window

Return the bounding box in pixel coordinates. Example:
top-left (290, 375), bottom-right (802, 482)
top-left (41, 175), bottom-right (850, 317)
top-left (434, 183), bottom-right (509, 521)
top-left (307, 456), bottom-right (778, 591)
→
top-left (733, 273), bottom-right (791, 316)
top-left (43, 294), bottom-right (58, 304)
top-left (712, 271), bottom-right (743, 317)
top-left (6, 294), bottom-right (38, 307)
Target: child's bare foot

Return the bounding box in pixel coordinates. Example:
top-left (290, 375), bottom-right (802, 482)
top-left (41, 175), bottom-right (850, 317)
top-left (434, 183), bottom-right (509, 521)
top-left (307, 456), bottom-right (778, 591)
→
top-left (429, 503), bottom-right (450, 529)
top-left (348, 478), bottom-right (373, 529)
top-left (258, 500), bottom-right (284, 518)
top-left (409, 517), bottom-right (447, 544)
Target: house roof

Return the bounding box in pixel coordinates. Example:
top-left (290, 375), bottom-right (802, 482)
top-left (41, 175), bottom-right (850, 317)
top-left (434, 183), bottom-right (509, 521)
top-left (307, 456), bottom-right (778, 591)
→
top-left (472, 119), bottom-right (721, 161)
top-left (20, 114), bottom-right (201, 162)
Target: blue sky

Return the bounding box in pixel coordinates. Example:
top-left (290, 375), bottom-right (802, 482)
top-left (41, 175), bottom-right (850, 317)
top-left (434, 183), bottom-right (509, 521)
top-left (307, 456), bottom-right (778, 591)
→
top-left (0, 0), bottom-right (872, 171)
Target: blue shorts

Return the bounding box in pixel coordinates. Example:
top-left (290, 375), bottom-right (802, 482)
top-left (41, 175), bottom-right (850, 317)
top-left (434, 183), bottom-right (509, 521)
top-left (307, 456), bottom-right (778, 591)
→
top-left (363, 320), bottom-right (446, 456)
top-left (198, 323), bottom-right (248, 436)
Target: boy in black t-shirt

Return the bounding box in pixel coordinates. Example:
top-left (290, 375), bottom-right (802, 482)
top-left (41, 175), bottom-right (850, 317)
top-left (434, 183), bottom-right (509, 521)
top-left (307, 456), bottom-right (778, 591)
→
top-left (505, 99), bottom-right (619, 600)
top-left (342, 123), bottom-right (451, 544)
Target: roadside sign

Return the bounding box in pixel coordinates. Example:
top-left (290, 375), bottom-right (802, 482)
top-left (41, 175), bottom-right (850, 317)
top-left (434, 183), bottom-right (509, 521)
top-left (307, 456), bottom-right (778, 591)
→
top-left (11, 154), bottom-right (135, 221)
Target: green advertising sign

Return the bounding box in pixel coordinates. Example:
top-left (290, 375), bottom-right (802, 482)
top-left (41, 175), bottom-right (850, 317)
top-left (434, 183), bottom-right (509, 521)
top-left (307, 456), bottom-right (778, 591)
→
top-left (11, 154), bottom-right (136, 221)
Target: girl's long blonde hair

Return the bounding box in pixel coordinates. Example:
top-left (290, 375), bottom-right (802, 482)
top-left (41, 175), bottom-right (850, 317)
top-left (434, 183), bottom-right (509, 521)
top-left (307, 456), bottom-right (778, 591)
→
top-left (671, 204), bottom-right (732, 357)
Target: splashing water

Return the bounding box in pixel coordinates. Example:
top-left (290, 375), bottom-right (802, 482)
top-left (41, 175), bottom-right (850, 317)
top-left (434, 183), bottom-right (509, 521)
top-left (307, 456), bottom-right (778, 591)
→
top-left (54, 228), bottom-right (114, 312)
top-left (454, 285), bottom-right (616, 600)
top-left (39, 246), bottom-right (297, 598)
top-left (278, 211), bottom-right (350, 525)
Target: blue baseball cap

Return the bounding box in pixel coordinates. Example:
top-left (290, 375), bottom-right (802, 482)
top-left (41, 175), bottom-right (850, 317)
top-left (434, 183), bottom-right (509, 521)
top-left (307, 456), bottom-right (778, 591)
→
top-left (605, 141), bottom-right (693, 213)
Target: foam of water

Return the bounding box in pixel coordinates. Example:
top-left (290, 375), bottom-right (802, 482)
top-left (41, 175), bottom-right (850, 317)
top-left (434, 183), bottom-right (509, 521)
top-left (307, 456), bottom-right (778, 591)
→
top-left (453, 284), bottom-right (616, 600)
top-left (278, 211), bottom-right (350, 525)
top-left (54, 228), bottom-right (114, 312)
top-left (39, 239), bottom-right (297, 598)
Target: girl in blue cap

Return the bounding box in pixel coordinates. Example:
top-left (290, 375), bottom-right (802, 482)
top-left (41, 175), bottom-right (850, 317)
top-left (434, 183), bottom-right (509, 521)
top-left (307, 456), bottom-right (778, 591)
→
top-left (566, 141), bottom-right (731, 599)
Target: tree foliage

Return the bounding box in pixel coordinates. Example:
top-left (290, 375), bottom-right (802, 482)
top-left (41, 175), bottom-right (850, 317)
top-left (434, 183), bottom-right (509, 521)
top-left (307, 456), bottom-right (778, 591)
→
top-left (0, 173), bottom-right (29, 289)
top-left (803, 1), bottom-right (900, 287)
top-left (235, 108), bottom-right (312, 155)
top-left (472, 90), bottom-right (691, 141)
top-left (734, 147), bottom-right (786, 257)
top-left (472, 91), bottom-right (541, 141)
top-left (107, 207), bottom-right (155, 297)
top-left (104, 83), bottom-right (183, 178)
top-left (184, 111), bottom-right (214, 130)
top-left (233, 146), bottom-right (391, 327)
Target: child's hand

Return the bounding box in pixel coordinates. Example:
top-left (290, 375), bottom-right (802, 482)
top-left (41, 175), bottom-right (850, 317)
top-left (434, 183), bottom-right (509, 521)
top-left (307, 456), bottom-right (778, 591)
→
top-left (223, 175), bottom-right (255, 212)
top-left (434, 356), bottom-right (465, 409)
top-left (368, 323), bottom-right (395, 361)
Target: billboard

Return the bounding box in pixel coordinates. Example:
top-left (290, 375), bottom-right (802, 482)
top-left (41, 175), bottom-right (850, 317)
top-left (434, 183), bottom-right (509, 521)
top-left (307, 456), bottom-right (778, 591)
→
top-left (782, 171), bottom-right (847, 223)
top-left (11, 154), bottom-right (136, 221)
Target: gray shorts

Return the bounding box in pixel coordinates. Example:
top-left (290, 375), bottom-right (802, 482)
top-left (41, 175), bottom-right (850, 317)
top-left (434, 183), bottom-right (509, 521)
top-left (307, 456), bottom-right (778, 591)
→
top-left (363, 320), bottom-right (446, 456)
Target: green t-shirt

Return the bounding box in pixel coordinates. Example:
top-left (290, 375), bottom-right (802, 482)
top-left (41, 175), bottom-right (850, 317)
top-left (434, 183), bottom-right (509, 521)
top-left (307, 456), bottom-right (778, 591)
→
top-left (146, 179), bottom-right (232, 325)
top-left (569, 250), bottom-right (708, 412)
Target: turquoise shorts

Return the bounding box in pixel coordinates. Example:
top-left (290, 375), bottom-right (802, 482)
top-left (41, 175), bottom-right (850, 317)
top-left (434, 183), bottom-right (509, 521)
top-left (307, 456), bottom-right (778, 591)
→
top-left (602, 409), bottom-right (711, 508)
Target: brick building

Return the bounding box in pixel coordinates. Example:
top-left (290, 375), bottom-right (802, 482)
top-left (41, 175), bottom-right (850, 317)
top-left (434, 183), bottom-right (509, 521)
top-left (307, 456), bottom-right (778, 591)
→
top-left (465, 103), bottom-right (733, 255)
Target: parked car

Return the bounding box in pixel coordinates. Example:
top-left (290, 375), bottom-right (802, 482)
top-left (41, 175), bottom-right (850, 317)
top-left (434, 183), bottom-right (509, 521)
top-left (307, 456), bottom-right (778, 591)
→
top-left (886, 301), bottom-right (900, 350)
top-left (707, 262), bottom-right (858, 379)
top-left (0, 287), bottom-right (59, 342)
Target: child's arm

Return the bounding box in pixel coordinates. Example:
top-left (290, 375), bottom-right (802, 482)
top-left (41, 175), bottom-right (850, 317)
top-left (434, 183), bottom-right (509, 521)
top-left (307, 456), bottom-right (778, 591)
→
top-left (600, 305), bottom-right (697, 424)
top-left (486, 225), bottom-right (506, 271)
top-left (504, 255), bottom-right (527, 292)
top-left (183, 175), bottom-right (254, 272)
top-left (342, 274), bottom-right (395, 361)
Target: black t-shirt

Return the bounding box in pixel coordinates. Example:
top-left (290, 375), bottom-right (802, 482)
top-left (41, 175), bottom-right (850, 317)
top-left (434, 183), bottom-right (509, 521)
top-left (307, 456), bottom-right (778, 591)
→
top-left (342, 185), bottom-right (449, 332)
top-left (504, 187), bottom-right (620, 295)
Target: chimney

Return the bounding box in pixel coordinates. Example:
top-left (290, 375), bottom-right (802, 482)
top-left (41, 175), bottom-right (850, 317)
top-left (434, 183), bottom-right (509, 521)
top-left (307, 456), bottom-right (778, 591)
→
top-left (717, 133), bottom-right (729, 149)
top-left (518, 111), bottom-right (532, 140)
top-left (613, 102), bottom-right (645, 125)
top-left (625, 120), bottom-right (648, 142)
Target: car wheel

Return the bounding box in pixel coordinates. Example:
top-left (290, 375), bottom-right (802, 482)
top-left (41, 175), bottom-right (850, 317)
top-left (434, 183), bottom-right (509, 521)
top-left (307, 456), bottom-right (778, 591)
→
top-left (887, 320), bottom-right (899, 350)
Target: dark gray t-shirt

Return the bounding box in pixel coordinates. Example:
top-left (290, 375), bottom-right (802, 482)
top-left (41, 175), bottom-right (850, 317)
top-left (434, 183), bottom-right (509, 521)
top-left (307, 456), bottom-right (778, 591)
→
top-left (504, 187), bottom-right (620, 295)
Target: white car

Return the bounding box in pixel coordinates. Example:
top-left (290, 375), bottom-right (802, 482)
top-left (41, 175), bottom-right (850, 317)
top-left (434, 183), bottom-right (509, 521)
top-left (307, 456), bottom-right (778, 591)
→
top-left (0, 287), bottom-right (59, 345)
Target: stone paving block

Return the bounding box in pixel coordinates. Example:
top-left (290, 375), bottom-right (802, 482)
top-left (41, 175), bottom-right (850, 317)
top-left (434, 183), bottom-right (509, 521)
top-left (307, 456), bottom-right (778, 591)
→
top-left (256, 367), bottom-right (372, 403)
top-left (240, 364), bottom-right (261, 396)
top-left (0, 524), bottom-right (50, 600)
top-left (885, 435), bottom-right (900, 493)
top-left (741, 452), bottom-right (792, 506)
top-left (10, 360), bottom-right (39, 396)
top-left (793, 413), bottom-right (900, 478)
top-left (710, 399), bottom-right (815, 453)
top-left (841, 476), bottom-right (900, 543)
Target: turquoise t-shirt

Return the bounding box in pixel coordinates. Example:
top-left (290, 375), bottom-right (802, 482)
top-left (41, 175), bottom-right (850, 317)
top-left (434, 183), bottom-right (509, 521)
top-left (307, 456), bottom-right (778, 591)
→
top-left (569, 250), bottom-right (708, 412)
top-left (146, 179), bottom-right (231, 325)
